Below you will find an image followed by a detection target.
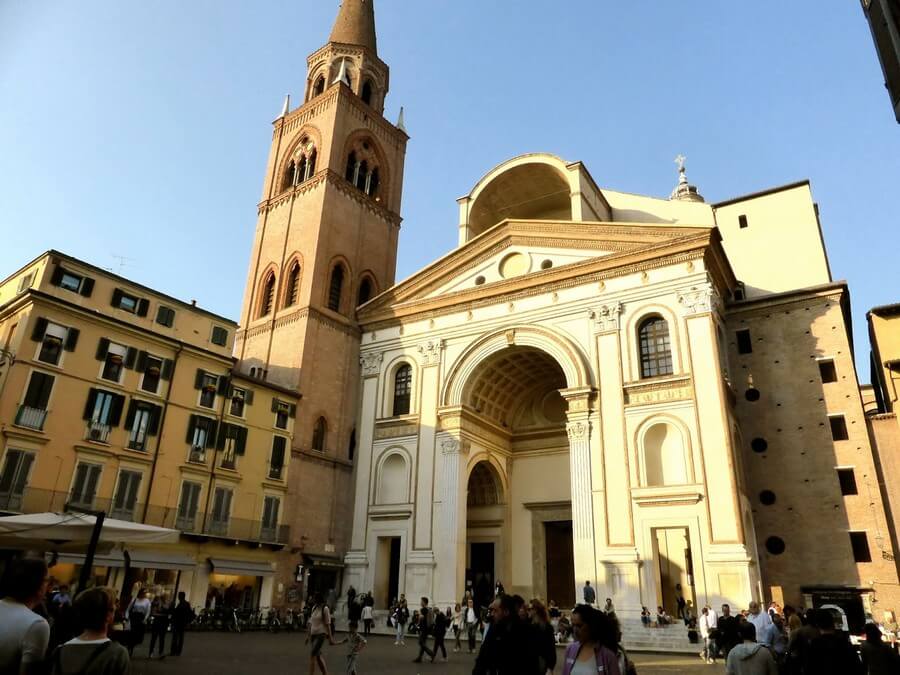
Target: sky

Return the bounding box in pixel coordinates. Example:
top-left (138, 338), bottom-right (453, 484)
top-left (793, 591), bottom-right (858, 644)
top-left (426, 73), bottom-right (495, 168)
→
top-left (1, 1), bottom-right (898, 377)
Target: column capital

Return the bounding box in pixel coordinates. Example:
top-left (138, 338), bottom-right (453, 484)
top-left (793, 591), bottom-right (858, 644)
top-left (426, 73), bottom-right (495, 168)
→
top-left (359, 351), bottom-right (384, 378)
top-left (561, 386), bottom-right (595, 416)
top-left (440, 436), bottom-right (471, 456)
top-left (417, 339), bottom-right (444, 367)
top-left (566, 419), bottom-right (591, 441)
top-left (589, 302), bottom-right (623, 334)
top-left (677, 285), bottom-right (721, 317)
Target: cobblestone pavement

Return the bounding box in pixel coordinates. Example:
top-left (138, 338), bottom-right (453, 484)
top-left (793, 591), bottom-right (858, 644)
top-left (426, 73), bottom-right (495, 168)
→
top-left (132, 632), bottom-right (717, 675)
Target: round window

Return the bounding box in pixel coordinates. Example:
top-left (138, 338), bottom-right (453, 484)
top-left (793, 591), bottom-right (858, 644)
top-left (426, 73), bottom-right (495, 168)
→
top-left (765, 536), bottom-right (786, 555)
top-left (751, 438), bottom-right (768, 453)
top-left (474, 276), bottom-right (486, 286)
top-left (540, 259), bottom-right (553, 270)
top-left (745, 388), bottom-right (761, 402)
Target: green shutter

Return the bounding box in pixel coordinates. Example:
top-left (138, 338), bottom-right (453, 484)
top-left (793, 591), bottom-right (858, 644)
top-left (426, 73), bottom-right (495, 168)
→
top-left (64, 328), bottom-right (79, 352)
top-left (136, 298), bottom-right (150, 317)
top-left (194, 369), bottom-right (204, 389)
top-left (135, 351), bottom-right (148, 373)
top-left (160, 359), bottom-right (173, 381)
top-left (30, 318), bottom-right (48, 342)
top-left (50, 266), bottom-right (64, 286)
top-left (185, 415), bottom-right (197, 444)
top-left (111, 288), bottom-right (123, 308)
top-left (95, 338), bottom-right (110, 361)
top-left (244, 389), bottom-right (254, 406)
top-left (235, 427), bottom-right (248, 456)
top-left (83, 389), bottom-right (98, 420)
top-left (147, 405), bottom-right (162, 436)
top-left (124, 348), bottom-right (137, 370)
top-left (109, 395), bottom-right (125, 427)
top-left (124, 400), bottom-right (137, 430)
top-left (205, 419), bottom-right (218, 448)
top-left (79, 277), bottom-right (94, 297)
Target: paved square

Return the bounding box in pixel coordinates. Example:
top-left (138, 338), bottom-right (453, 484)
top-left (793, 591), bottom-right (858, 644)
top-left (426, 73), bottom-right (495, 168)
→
top-left (132, 632), bottom-right (715, 675)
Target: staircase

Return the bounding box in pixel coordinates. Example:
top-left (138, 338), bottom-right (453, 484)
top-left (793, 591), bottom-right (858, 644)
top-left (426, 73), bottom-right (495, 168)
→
top-left (619, 617), bottom-right (698, 654)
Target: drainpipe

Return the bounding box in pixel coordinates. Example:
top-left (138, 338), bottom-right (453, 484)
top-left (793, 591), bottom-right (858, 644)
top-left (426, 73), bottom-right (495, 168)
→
top-left (141, 343), bottom-right (184, 524)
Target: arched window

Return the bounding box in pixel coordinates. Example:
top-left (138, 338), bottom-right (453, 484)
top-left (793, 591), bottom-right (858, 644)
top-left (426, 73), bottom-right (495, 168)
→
top-left (297, 155), bottom-right (307, 183)
top-left (361, 80), bottom-right (373, 105)
top-left (357, 277), bottom-right (373, 306)
top-left (328, 265), bottom-right (344, 312)
top-left (290, 137), bottom-right (317, 186)
top-left (366, 168), bottom-right (380, 197)
top-left (282, 160), bottom-right (296, 192)
top-left (638, 316), bottom-right (673, 378)
top-left (346, 152), bottom-right (358, 183)
top-left (377, 453), bottom-right (408, 504)
top-left (344, 140), bottom-right (381, 199)
top-left (285, 262), bottom-right (301, 307)
top-left (643, 422), bottom-right (688, 486)
top-left (392, 364), bottom-right (412, 416)
top-left (312, 417), bottom-right (326, 452)
top-left (306, 149), bottom-right (317, 179)
top-left (356, 160), bottom-right (368, 191)
top-left (313, 75), bottom-right (325, 97)
top-left (260, 272), bottom-right (276, 317)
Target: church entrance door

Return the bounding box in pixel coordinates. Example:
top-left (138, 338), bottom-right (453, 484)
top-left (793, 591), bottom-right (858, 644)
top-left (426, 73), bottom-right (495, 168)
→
top-left (545, 520), bottom-right (575, 607)
top-left (469, 542), bottom-right (495, 610)
top-left (654, 527), bottom-right (695, 617)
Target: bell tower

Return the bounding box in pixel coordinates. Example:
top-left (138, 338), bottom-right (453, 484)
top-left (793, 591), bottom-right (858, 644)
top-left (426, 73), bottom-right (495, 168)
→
top-left (236, 0), bottom-right (407, 566)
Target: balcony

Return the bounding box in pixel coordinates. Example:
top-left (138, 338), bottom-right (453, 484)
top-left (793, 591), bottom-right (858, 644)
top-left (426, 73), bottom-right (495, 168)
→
top-left (15, 406), bottom-right (47, 431)
top-left (188, 446), bottom-right (207, 464)
top-left (85, 421), bottom-right (111, 443)
top-left (268, 464), bottom-right (284, 481)
top-left (0, 488), bottom-right (290, 547)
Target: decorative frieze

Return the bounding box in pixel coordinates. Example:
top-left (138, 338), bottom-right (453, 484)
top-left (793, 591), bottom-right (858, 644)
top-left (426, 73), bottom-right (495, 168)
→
top-left (589, 302), bottom-right (623, 334)
top-left (623, 376), bottom-right (693, 407)
top-left (417, 339), bottom-right (444, 367)
top-left (373, 419), bottom-right (418, 440)
top-left (440, 437), bottom-right (471, 456)
top-left (359, 352), bottom-right (384, 378)
top-left (677, 286), bottom-right (720, 316)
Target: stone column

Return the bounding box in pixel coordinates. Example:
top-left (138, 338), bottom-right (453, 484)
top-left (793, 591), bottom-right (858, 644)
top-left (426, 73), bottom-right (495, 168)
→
top-left (413, 340), bottom-right (444, 551)
top-left (563, 388), bottom-right (597, 602)
top-left (435, 435), bottom-right (469, 608)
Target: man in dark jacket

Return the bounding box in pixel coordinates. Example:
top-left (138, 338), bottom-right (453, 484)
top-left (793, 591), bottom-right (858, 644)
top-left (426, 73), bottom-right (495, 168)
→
top-left (472, 595), bottom-right (540, 675)
top-left (803, 609), bottom-right (864, 675)
top-left (716, 604), bottom-right (741, 658)
top-left (412, 597), bottom-right (435, 663)
top-left (169, 592), bottom-right (194, 657)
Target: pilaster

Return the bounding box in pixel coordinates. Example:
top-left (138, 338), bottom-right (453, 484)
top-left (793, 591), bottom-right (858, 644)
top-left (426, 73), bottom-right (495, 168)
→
top-left (349, 351), bottom-right (382, 552)
top-left (413, 339), bottom-right (444, 550)
top-left (435, 435), bottom-right (470, 608)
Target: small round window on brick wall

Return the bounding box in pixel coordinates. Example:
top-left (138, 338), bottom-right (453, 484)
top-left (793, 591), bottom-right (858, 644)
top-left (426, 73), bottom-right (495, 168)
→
top-left (745, 388), bottom-right (761, 402)
top-left (751, 438), bottom-right (768, 453)
top-left (765, 536), bottom-right (786, 555)
top-left (759, 490), bottom-right (776, 505)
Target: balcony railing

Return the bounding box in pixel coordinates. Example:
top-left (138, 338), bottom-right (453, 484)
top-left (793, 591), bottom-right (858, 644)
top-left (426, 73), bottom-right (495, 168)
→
top-left (0, 487), bottom-right (290, 545)
top-left (188, 446), bottom-right (207, 464)
top-left (15, 406), bottom-right (47, 431)
top-left (85, 421), bottom-right (111, 443)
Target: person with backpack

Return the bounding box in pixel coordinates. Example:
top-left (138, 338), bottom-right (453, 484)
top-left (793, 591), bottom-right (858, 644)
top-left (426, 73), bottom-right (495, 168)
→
top-left (305, 592), bottom-right (335, 675)
top-left (49, 587), bottom-right (130, 675)
top-left (412, 597), bottom-right (435, 663)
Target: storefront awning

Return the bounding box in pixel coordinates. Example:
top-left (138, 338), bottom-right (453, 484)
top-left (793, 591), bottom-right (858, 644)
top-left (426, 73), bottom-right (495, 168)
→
top-left (208, 558), bottom-right (276, 577)
top-left (50, 550), bottom-right (126, 568)
top-left (303, 554), bottom-right (345, 570)
top-left (127, 550), bottom-right (196, 571)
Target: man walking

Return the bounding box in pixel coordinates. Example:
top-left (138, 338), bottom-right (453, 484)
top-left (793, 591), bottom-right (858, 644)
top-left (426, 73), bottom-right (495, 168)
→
top-left (717, 604), bottom-right (740, 657)
top-left (412, 597), bottom-right (434, 663)
top-left (747, 601), bottom-right (773, 647)
top-left (0, 558), bottom-right (50, 675)
top-left (582, 580), bottom-right (596, 606)
top-left (169, 592), bottom-right (194, 656)
top-left (725, 622), bottom-right (777, 675)
top-left (699, 606), bottom-right (716, 664)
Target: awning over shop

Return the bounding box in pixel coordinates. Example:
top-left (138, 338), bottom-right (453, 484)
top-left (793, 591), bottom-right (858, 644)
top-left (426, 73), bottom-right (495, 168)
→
top-left (208, 558), bottom-right (276, 577)
top-left (50, 550), bottom-right (126, 568)
top-left (127, 550), bottom-right (196, 571)
top-left (303, 554), bottom-right (345, 570)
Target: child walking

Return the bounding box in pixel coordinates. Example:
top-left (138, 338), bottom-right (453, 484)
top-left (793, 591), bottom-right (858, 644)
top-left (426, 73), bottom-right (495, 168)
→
top-left (339, 620), bottom-right (367, 675)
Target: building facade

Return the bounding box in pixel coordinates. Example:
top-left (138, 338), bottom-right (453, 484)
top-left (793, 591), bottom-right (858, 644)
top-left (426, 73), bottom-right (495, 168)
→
top-left (0, 251), bottom-right (299, 609)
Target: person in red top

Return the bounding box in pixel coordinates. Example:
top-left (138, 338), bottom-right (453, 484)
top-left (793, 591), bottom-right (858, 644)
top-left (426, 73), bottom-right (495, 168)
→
top-left (560, 604), bottom-right (621, 675)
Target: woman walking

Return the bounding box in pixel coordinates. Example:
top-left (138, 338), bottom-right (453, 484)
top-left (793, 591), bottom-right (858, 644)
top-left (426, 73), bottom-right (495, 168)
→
top-left (125, 589), bottom-right (151, 657)
top-left (452, 602), bottom-right (463, 652)
top-left (305, 592), bottom-right (335, 675)
top-left (529, 599), bottom-right (558, 675)
top-left (561, 604), bottom-right (621, 675)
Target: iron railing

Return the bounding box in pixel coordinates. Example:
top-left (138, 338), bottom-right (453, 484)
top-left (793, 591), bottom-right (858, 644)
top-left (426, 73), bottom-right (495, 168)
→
top-left (15, 405), bottom-right (47, 430)
top-left (85, 421), bottom-right (111, 443)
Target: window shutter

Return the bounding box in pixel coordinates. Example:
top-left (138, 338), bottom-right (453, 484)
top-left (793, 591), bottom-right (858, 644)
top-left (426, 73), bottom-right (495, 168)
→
top-left (271, 436), bottom-right (286, 469)
top-left (165, 307), bottom-right (175, 327)
top-left (111, 288), bottom-right (123, 308)
top-left (235, 427), bottom-right (248, 456)
top-left (147, 405), bottom-right (162, 436)
top-left (124, 348), bottom-right (137, 370)
top-left (124, 400), bottom-right (137, 430)
top-left (79, 277), bottom-right (94, 297)
top-left (271, 398), bottom-right (280, 413)
top-left (217, 376), bottom-right (229, 395)
top-left (136, 298), bottom-right (150, 317)
top-left (216, 423), bottom-right (228, 451)
top-left (30, 318), bottom-right (48, 342)
top-left (205, 419), bottom-right (219, 448)
top-left (135, 351), bottom-right (148, 373)
top-left (83, 389), bottom-right (98, 420)
top-left (244, 389), bottom-right (254, 406)
top-left (186, 415), bottom-right (197, 444)
top-left (25, 373), bottom-right (54, 409)
top-left (288, 404), bottom-right (297, 418)
top-left (95, 338), bottom-right (110, 361)
top-left (109, 394), bottom-right (125, 427)
top-left (160, 359), bottom-right (173, 381)
top-left (64, 328), bottom-right (79, 352)
top-left (50, 266), bottom-right (64, 287)
top-left (194, 369), bottom-right (204, 389)
top-left (38, 374), bottom-right (54, 409)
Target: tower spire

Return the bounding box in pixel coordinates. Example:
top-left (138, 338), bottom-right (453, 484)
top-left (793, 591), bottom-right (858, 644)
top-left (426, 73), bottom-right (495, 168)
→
top-left (329, 0), bottom-right (378, 54)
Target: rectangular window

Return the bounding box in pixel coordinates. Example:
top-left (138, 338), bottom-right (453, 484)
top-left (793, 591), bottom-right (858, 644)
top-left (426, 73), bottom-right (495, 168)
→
top-left (37, 324), bottom-right (66, 366)
top-left (733, 286), bottom-right (745, 301)
top-left (837, 468), bottom-right (858, 496)
top-left (138, 354), bottom-right (163, 394)
top-left (195, 370), bottom-right (220, 409)
top-left (850, 531), bottom-right (872, 563)
top-left (98, 341), bottom-right (132, 383)
top-left (209, 486), bottom-right (233, 536)
top-left (84, 389), bottom-right (122, 443)
top-left (829, 415), bottom-right (849, 441)
top-left (218, 424), bottom-right (247, 470)
top-left (269, 436), bottom-right (286, 480)
top-left (50, 266), bottom-right (94, 297)
top-left (272, 399), bottom-right (294, 430)
top-left (111, 470), bottom-right (142, 521)
top-left (0, 450), bottom-right (35, 511)
top-left (211, 326), bottom-right (229, 347)
top-left (69, 462), bottom-right (102, 509)
top-left (260, 496), bottom-right (280, 541)
top-left (111, 288), bottom-right (145, 315)
top-left (60, 272), bottom-right (84, 293)
top-left (230, 388), bottom-right (246, 417)
top-left (16, 273), bottom-right (34, 294)
top-left (186, 415), bottom-right (217, 463)
top-left (16, 371), bottom-right (54, 430)
top-left (155, 306), bottom-right (175, 328)
top-left (176, 481), bottom-right (202, 532)
top-left (738, 215), bottom-right (749, 229)
top-left (736, 329), bottom-right (753, 354)
top-left (818, 359), bottom-right (838, 384)
top-left (126, 401), bottom-right (160, 452)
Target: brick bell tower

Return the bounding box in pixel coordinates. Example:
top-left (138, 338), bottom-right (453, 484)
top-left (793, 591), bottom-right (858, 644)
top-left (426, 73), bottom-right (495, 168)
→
top-left (236, 0), bottom-right (407, 580)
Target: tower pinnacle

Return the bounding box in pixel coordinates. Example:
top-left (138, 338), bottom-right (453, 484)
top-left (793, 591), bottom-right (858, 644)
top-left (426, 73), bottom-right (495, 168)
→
top-left (329, 0), bottom-right (378, 54)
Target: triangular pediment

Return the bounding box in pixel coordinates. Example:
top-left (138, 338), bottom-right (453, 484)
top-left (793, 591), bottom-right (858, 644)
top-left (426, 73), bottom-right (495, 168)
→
top-left (359, 219), bottom-right (717, 320)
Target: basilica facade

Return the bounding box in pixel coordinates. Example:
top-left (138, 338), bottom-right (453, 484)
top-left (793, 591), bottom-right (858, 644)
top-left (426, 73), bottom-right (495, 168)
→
top-left (236, 2), bottom-right (900, 621)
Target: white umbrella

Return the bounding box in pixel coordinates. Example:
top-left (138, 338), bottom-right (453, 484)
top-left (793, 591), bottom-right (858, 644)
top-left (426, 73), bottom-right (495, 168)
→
top-left (0, 512), bottom-right (180, 545)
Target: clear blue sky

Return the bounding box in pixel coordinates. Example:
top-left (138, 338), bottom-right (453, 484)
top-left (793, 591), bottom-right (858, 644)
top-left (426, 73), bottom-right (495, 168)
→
top-left (1, 1), bottom-right (898, 377)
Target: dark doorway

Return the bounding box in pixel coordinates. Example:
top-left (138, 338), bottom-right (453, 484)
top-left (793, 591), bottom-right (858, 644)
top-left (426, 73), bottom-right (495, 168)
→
top-left (388, 537), bottom-right (401, 606)
top-left (469, 542), bottom-right (495, 610)
top-left (545, 520), bottom-right (575, 608)
top-left (375, 537), bottom-right (402, 608)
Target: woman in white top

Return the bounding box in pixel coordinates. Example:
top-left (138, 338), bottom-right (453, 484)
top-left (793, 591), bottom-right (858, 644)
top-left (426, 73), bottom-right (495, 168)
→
top-left (360, 603), bottom-right (374, 637)
top-left (451, 603), bottom-right (463, 652)
top-left (305, 592), bottom-right (334, 675)
top-left (125, 589), bottom-right (151, 656)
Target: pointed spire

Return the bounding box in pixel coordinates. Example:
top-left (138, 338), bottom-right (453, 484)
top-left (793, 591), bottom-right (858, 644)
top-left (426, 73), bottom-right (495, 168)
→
top-left (396, 107), bottom-right (407, 133)
top-left (329, 0), bottom-right (378, 54)
top-left (669, 154), bottom-right (705, 203)
top-left (280, 94), bottom-right (291, 118)
top-left (332, 59), bottom-right (351, 87)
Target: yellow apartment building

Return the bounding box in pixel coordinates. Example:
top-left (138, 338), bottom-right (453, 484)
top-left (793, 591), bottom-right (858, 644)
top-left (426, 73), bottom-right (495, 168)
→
top-left (0, 251), bottom-right (300, 610)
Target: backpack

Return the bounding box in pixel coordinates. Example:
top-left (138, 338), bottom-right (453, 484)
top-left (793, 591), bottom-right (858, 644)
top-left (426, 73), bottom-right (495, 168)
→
top-left (423, 607), bottom-right (434, 633)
